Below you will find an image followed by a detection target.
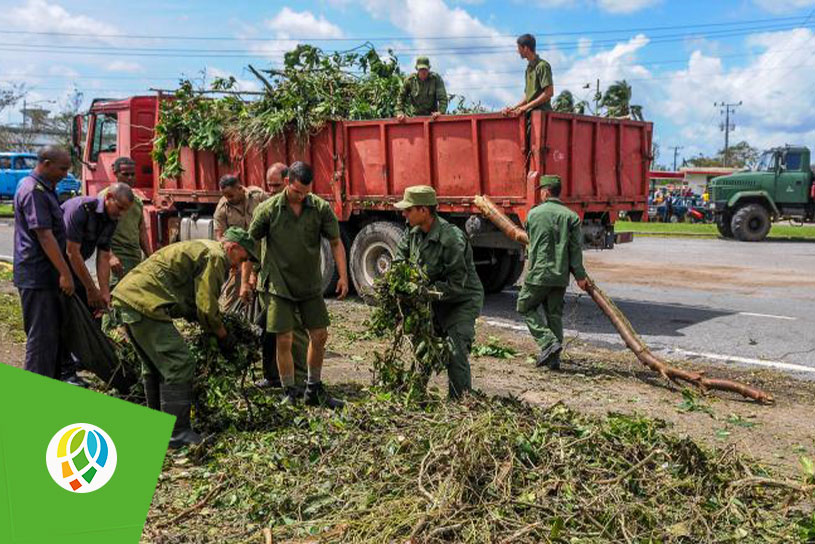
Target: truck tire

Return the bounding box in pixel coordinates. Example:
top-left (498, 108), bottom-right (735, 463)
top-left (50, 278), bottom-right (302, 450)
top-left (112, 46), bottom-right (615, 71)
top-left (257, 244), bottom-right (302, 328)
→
top-left (319, 228), bottom-right (353, 297)
top-left (505, 252), bottom-right (525, 289)
top-left (731, 204), bottom-right (771, 242)
top-left (475, 248), bottom-right (513, 294)
top-left (716, 212), bottom-right (734, 238)
top-left (349, 221), bottom-right (405, 302)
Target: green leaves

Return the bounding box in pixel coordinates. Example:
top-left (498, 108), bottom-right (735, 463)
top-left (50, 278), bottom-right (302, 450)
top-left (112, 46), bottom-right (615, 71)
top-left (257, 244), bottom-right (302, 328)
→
top-left (368, 262), bottom-right (449, 401)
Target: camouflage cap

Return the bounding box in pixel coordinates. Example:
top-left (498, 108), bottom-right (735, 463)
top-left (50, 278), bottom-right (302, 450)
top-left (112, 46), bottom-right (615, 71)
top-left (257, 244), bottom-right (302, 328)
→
top-left (415, 56), bottom-right (431, 69)
top-left (394, 185), bottom-right (438, 209)
top-left (539, 175), bottom-right (561, 189)
top-left (223, 227), bottom-right (259, 262)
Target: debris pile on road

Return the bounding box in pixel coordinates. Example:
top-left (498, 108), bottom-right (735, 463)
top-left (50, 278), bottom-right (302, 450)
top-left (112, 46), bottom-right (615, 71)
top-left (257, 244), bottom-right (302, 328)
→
top-left (144, 393), bottom-right (812, 543)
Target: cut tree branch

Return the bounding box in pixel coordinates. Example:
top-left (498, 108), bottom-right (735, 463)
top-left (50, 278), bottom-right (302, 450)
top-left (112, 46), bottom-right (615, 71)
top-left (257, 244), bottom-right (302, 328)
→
top-left (473, 194), bottom-right (774, 405)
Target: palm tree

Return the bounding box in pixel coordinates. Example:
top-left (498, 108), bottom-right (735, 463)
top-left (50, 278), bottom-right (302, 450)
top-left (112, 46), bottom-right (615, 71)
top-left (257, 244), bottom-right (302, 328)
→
top-left (600, 80), bottom-right (644, 120)
top-left (553, 90), bottom-right (589, 115)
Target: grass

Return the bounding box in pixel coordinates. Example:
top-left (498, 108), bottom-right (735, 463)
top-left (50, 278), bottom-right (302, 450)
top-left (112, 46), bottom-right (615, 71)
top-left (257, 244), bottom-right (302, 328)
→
top-left (0, 203), bottom-right (12, 217)
top-left (616, 220), bottom-right (815, 240)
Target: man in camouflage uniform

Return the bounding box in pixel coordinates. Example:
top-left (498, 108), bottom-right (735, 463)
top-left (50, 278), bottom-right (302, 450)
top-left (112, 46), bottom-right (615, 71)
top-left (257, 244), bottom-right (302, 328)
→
top-left (502, 34), bottom-right (554, 116)
top-left (213, 174), bottom-right (268, 310)
top-left (396, 56), bottom-right (448, 121)
top-left (517, 174), bottom-right (589, 371)
top-left (112, 228), bottom-right (257, 448)
top-left (394, 186), bottom-right (483, 399)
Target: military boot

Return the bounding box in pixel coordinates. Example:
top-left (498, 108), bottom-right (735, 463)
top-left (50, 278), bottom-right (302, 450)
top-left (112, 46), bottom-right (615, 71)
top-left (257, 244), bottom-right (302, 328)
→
top-left (160, 383), bottom-right (202, 448)
top-left (143, 375), bottom-right (161, 410)
top-left (304, 382), bottom-right (345, 409)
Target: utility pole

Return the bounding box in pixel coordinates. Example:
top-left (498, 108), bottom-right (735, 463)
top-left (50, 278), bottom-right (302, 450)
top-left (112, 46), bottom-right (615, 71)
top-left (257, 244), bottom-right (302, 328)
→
top-left (715, 101), bottom-right (741, 167)
top-left (668, 146), bottom-right (684, 171)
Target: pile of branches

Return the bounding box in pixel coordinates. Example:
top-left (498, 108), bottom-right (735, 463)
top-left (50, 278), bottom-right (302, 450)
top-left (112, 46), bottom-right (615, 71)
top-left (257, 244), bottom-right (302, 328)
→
top-left (145, 393), bottom-right (813, 543)
top-left (368, 262), bottom-right (450, 400)
top-left (107, 314), bottom-right (281, 431)
top-left (152, 43), bottom-right (486, 179)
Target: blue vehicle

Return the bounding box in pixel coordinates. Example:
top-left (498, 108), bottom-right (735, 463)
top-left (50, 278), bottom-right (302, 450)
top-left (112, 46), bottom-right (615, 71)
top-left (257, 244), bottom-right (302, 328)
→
top-left (0, 152), bottom-right (81, 202)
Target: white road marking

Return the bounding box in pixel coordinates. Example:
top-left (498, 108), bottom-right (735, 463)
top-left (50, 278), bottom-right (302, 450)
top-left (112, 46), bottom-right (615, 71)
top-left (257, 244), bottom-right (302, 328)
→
top-left (737, 312), bottom-right (796, 321)
top-left (482, 317), bottom-right (815, 375)
top-left (672, 349), bottom-right (815, 374)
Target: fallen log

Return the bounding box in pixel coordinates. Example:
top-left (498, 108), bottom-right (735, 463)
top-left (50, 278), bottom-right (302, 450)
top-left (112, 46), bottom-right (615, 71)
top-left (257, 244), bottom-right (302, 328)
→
top-left (472, 194), bottom-right (774, 405)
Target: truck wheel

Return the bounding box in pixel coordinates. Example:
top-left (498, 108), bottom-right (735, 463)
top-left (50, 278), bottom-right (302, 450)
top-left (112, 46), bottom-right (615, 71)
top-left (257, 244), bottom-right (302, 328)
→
top-left (731, 204), bottom-right (771, 242)
top-left (475, 248), bottom-right (513, 294)
top-left (349, 221), bottom-right (405, 302)
top-left (505, 252), bottom-right (525, 289)
top-left (716, 212), bottom-right (734, 238)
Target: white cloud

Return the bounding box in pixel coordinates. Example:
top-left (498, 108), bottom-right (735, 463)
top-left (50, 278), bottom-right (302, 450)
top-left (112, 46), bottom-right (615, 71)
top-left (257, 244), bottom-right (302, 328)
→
top-left (537, 0), bottom-right (659, 12)
top-left (10, 0), bottom-right (120, 43)
top-left (266, 7), bottom-right (344, 39)
top-left (752, 0), bottom-right (815, 13)
top-left (659, 28), bottom-right (815, 154)
top-left (106, 61), bottom-right (145, 74)
top-left (597, 0), bottom-right (659, 13)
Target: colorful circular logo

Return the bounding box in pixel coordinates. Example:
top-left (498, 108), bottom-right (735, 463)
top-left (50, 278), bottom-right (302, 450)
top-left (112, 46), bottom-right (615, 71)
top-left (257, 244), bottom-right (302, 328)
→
top-left (45, 423), bottom-right (118, 493)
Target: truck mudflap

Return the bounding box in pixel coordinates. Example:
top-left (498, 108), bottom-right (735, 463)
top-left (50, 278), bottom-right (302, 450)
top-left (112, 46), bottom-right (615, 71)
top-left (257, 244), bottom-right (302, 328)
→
top-left (615, 231), bottom-right (634, 244)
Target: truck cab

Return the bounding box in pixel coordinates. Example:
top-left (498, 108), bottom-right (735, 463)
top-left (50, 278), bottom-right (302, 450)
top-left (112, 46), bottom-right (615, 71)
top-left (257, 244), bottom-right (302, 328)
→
top-left (0, 152), bottom-right (81, 202)
top-left (708, 146), bottom-right (815, 241)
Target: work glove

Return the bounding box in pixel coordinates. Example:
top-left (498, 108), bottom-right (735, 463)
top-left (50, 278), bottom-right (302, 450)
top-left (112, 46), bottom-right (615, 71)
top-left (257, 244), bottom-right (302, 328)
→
top-left (218, 332), bottom-right (238, 359)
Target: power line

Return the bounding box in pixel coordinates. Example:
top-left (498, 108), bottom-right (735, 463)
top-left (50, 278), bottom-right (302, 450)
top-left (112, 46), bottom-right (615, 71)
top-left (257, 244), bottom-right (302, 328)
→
top-left (0, 21), bottom-right (808, 59)
top-left (0, 15), bottom-right (805, 42)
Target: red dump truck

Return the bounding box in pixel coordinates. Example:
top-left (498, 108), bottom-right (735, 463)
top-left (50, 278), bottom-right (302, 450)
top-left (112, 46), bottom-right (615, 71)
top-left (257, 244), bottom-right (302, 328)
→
top-left (73, 95), bottom-right (651, 295)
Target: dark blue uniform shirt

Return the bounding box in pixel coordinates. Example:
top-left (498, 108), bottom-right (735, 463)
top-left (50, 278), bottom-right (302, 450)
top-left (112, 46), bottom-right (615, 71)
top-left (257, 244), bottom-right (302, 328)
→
top-left (60, 196), bottom-right (117, 260)
top-left (13, 174), bottom-right (66, 289)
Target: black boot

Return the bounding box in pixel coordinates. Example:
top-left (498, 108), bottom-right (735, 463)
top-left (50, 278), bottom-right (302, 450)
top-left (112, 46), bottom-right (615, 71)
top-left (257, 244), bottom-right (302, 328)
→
top-left (143, 375), bottom-right (161, 410)
top-left (535, 341), bottom-right (562, 368)
top-left (160, 383), bottom-right (202, 448)
top-left (304, 382), bottom-right (345, 409)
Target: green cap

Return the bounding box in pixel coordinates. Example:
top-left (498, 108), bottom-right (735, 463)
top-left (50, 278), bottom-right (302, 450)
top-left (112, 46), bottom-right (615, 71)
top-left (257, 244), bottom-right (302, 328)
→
top-left (539, 174), bottom-right (561, 189)
top-left (223, 227), bottom-right (259, 262)
top-left (415, 56), bottom-right (431, 70)
top-left (394, 185), bottom-right (438, 209)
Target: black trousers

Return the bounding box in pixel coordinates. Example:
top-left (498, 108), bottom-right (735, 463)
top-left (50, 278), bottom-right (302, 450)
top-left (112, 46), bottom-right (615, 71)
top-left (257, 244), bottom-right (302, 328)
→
top-left (19, 288), bottom-right (66, 379)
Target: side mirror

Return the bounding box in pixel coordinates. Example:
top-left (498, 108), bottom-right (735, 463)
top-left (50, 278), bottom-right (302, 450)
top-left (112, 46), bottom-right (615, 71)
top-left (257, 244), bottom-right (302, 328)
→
top-left (71, 115), bottom-right (83, 159)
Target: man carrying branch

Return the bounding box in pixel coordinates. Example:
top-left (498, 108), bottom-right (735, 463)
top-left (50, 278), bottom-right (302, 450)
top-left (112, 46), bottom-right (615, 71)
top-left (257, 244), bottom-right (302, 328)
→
top-left (394, 186), bottom-right (484, 399)
top-left (517, 174), bottom-right (589, 370)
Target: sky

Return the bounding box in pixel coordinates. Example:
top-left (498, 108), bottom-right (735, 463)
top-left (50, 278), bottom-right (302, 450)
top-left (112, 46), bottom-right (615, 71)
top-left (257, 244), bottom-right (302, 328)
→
top-left (2, 0), bottom-right (815, 167)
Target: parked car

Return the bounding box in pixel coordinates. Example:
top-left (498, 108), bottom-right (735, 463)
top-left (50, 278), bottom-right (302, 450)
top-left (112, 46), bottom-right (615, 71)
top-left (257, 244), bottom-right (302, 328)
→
top-left (0, 152), bottom-right (81, 202)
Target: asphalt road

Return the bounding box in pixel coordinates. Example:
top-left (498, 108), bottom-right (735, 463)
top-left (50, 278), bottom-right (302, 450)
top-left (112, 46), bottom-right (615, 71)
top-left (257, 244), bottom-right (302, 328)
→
top-left (2, 219), bottom-right (814, 376)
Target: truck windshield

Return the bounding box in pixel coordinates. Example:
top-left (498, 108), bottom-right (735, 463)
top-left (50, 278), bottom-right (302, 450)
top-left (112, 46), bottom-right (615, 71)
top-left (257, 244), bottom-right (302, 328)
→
top-left (755, 151), bottom-right (775, 171)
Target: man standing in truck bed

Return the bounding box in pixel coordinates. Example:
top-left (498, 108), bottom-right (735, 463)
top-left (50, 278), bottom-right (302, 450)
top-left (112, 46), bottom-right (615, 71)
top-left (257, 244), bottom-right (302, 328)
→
top-left (214, 174), bottom-right (269, 311)
top-left (502, 34), bottom-right (554, 116)
top-left (249, 161), bottom-right (349, 408)
top-left (394, 185), bottom-right (484, 399)
top-left (517, 174), bottom-right (589, 370)
top-left (396, 56), bottom-right (448, 121)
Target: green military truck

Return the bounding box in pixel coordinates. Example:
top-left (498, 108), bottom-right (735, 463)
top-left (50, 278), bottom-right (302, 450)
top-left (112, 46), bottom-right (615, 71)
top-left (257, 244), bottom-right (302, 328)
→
top-left (709, 146), bottom-right (815, 241)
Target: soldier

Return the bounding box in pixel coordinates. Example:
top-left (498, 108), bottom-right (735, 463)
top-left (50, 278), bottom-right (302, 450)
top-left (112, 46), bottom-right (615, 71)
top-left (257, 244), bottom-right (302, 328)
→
top-left (12, 146), bottom-right (74, 380)
top-left (248, 161), bottom-right (349, 408)
top-left (213, 174), bottom-right (269, 310)
top-left (396, 56), bottom-right (448, 121)
top-left (254, 163), bottom-right (309, 389)
top-left (111, 228), bottom-right (257, 447)
top-left (394, 186), bottom-right (484, 399)
top-left (502, 34), bottom-right (554, 116)
top-left (102, 157), bottom-right (152, 287)
top-left (517, 174), bottom-right (589, 370)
